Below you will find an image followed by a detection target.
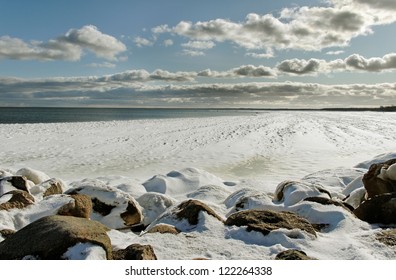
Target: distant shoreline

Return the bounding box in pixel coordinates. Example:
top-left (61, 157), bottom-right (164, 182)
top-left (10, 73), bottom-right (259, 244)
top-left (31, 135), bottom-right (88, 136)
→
top-left (0, 105), bottom-right (395, 112)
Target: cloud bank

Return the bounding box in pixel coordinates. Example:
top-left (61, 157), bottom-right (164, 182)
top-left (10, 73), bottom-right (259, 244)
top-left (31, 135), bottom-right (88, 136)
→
top-left (0, 25), bottom-right (126, 61)
top-left (152, 0), bottom-right (396, 55)
top-left (1, 72), bottom-right (395, 108)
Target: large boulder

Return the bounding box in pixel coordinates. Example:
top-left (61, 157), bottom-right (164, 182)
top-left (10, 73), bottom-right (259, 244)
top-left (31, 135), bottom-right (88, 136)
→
top-left (66, 180), bottom-right (143, 229)
top-left (113, 244), bottom-right (157, 260)
top-left (0, 190), bottom-right (35, 210)
top-left (362, 159), bottom-right (396, 198)
top-left (274, 180), bottom-right (331, 206)
top-left (137, 192), bottom-right (176, 226)
top-left (225, 209), bottom-right (317, 237)
top-left (174, 199), bottom-right (224, 225)
top-left (0, 215), bottom-right (112, 260)
top-left (353, 193), bottom-right (396, 224)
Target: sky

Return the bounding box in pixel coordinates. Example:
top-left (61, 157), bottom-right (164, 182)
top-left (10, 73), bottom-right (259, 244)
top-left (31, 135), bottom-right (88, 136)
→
top-left (0, 0), bottom-right (395, 108)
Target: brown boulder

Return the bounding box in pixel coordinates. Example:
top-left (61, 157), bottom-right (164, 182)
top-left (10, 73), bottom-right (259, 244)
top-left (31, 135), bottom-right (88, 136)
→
top-left (57, 194), bottom-right (93, 218)
top-left (175, 199), bottom-right (224, 225)
top-left (275, 249), bottom-right (315, 260)
top-left (225, 209), bottom-right (316, 237)
top-left (0, 190), bottom-right (35, 210)
top-left (66, 184), bottom-right (143, 229)
top-left (113, 244), bottom-right (157, 260)
top-left (0, 215), bottom-right (112, 260)
top-left (146, 224), bottom-right (180, 235)
top-left (354, 193), bottom-right (396, 224)
top-left (362, 159), bottom-right (396, 198)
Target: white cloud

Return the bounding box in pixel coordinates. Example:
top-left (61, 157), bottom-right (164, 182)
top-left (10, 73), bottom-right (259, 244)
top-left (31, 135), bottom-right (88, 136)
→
top-left (182, 49), bottom-right (205, 57)
top-left (133, 36), bottom-right (154, 47)
top-left (163, 39), bottom-right (174, 47)
top-left (0, 25), bottom-right (126, 61)
top-left (276, 53), bottom-right (396, 75)
top-left (86, 62), bottom-right (116, 68)
top-left (151, 1), bottom-right (396, 53)
top-left (246, 48), bottom-right (274, 59)
top-left (277, 59), bottom-right (324, 75)
top-left (181, 40), bottom-right (216, 50)
top-left (345, 53), bottom-right (396, 72)
top-left (326, 50), bottom-right (345, 55)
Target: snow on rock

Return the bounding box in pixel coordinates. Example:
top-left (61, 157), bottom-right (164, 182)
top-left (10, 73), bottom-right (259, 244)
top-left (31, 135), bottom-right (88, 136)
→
top-left (137, 192), bottom-right (177, 226)
top-left (96, 175), bottom-right (147, 198)
top-left (0, 176), bottom-right (31, 196)
top-left (146, 199), bottom-right (224, 233)
top-left (67, 179), bottom-right (143, 229)
top-left (10, 194), bottom-right (73, 230)
top-left (16, 167), bottom-right (50, 185)
top-left (187, 184), bottom-right (232, 204)
top-left (29, 178), bottom-right (66, 201)
top-left (62, 242), bottom-right (107, 260)
top-left (301, 168), bottom-right (366, 197)
top-left (274, 180), bottom-right (331, 206)
top-left (142, 168), bottom-right (226, 196)
top-left (224, 188), bottom-right (278, 215)
top-left (343, 187), bottom-right (367, 209)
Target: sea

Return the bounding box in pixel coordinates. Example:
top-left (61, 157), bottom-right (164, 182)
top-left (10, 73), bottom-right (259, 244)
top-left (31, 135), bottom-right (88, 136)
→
top-left (0, 107), bottom-right (254, 124)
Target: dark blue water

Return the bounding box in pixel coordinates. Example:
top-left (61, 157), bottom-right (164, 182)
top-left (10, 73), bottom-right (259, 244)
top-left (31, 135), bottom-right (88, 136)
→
top-left (0, 107), bottom-right (253, 124)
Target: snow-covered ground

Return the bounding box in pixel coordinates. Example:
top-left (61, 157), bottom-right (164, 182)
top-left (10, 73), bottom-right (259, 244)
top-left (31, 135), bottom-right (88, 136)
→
top-left (1, 111), bottom-right (396, 259)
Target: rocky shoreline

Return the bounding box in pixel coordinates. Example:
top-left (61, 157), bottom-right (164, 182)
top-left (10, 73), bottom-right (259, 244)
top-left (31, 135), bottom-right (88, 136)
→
top-left (1, 155), bottom-right (396, 260)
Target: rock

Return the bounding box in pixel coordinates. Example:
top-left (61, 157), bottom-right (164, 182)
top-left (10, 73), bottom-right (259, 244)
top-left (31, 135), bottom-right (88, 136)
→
top-left (66, 180), bottom-right (143, 229)
top-left (187, 184), bottom-right (232, 203)
top-left (0, 229), bottom-right (15, 239)
top-left (30, 178), bottom-right (65, 199)
top-left (57, 194), bottom-right (93, 218)
top-left (146, 224), bottom-right (180, 235)
top-left (137, 192), bottom-right (176, 225)
top-left (353, 193), bottom-right (396, 224)
top-left (120, 201), bottom-right (144, 227)
top-left (0, 215), bottom-right (112, 260)
top-left (0, 176), bottom-right (30, 196)
top-left (16, 167), bottom-right (50, 185)
top-left (113, 244), bottom-right (157, 260)
top-left (175, 199), bottom-right (224, 225)
top-left (275, 249), bottom-right (315, 260)
top-left (225, 188), bottom-right (275, 213)
top-left (274, 180), bottom-right (331, 206)
top-left (225, 209), bottom-right (317, 237)
top-left (303, 196), bottom-right (354, 212)
top-left (376, 229), bottom-right (396, 246)
top-left (0, 190), bottom-right (35, 210)
top-left (362, 159), bottom-right (396, 198)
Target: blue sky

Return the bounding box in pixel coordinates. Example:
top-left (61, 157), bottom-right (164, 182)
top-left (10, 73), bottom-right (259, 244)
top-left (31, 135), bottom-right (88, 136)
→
top-left (0, 0), bottom-right (395, 108)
